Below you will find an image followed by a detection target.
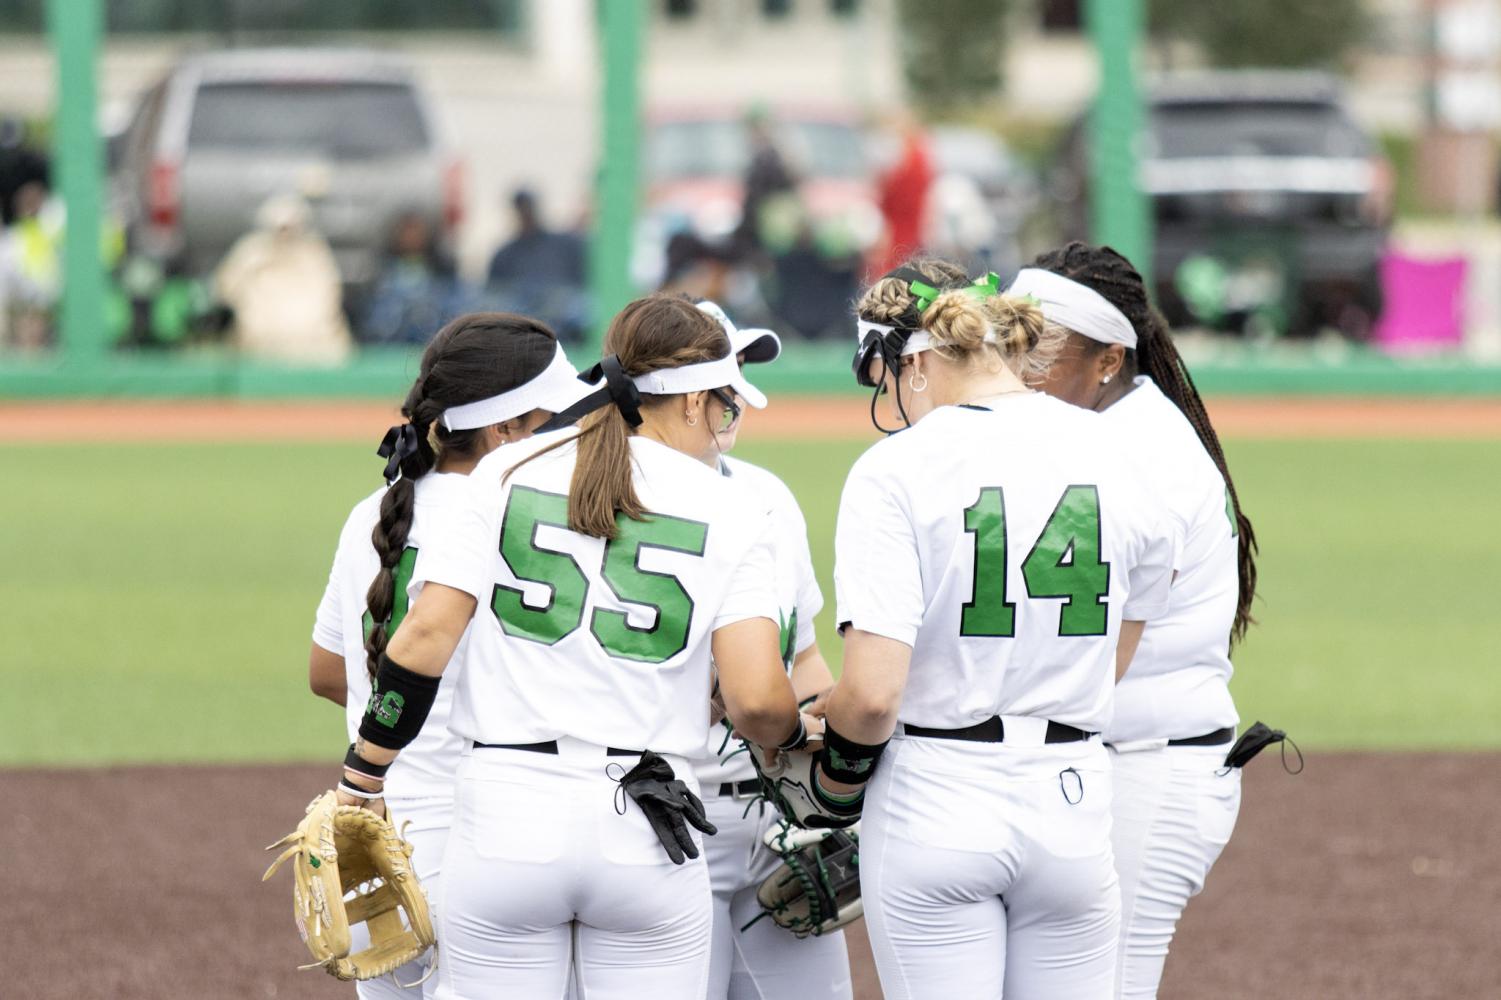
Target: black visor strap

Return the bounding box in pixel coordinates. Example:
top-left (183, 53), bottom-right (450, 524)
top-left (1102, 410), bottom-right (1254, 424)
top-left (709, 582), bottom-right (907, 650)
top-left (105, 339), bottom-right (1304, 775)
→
top-left (535, 355), bottom-right (644, 432)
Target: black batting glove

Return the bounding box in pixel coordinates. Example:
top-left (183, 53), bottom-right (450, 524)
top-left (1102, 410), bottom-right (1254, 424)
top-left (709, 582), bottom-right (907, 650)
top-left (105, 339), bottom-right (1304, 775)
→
top-left (618, 751), bottom-right (719, 865)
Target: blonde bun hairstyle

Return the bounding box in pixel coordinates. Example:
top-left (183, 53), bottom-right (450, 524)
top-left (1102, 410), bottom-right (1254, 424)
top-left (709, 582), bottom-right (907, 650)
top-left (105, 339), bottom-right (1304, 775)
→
top-left (921, 288), bottom-right (1063, 382)
top-left (855, 258), bottom-right (968, 326)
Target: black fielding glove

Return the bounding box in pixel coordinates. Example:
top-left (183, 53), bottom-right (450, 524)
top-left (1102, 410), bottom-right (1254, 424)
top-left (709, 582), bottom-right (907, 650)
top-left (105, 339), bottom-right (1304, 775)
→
top-left (618, 751), bottom-right (718, 864)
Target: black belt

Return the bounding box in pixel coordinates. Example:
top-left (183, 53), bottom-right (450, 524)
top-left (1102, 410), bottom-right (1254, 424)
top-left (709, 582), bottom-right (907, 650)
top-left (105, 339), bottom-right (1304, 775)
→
top-left (472, 740), bottom-right (643, 757)
top-left (1167, 726), bottom-right (1236, 748)
top-left (717, 778), bottom-right (761, 799)
top-left (902, 717), bottom-right (1094, 744)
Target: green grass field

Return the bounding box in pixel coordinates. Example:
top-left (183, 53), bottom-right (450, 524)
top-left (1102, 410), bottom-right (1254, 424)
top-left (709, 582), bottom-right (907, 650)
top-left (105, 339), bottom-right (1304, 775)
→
top-left (4, 435), bottom-right (1497, 767)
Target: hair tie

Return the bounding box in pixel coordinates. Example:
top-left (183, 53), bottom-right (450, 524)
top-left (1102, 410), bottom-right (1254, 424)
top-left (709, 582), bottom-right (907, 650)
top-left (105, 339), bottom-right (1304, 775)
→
top-left (598, 355), bottom-right (644, 428)
top-left (376, 423), bottom-right (422, 485)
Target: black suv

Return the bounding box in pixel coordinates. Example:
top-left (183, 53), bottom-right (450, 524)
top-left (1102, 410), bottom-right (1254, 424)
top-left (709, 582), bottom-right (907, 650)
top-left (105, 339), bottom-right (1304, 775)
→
top-left (1058, 72), bottom-right (1393, 338)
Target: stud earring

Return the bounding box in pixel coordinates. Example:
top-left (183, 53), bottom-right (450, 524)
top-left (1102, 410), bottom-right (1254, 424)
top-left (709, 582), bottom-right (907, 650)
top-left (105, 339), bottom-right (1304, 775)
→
top-left (1102, 374), bottom-right (1113, 384)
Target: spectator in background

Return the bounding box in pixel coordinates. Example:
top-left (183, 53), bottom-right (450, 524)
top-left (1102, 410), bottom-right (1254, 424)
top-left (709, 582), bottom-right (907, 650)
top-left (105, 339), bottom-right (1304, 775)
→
top-left (486, 187), bottom-right (588, 343)
top-left (875, 115), bottom-right (935, 275)
top-left (0, 118), bottom-right (48, 227)
top-left (364, 209), bottom-right (466, 345)
top-left (2, 179), bottom-right (61, 349)
top-left (215, 193), bottom-right (351, 364)
top-left (735, 106), bottom-right (797, 258)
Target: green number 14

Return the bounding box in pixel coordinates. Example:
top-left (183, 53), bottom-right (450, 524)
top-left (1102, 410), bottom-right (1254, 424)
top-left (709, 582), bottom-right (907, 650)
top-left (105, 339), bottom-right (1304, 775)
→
top-left (960, 484), bottom-right (1111, 638)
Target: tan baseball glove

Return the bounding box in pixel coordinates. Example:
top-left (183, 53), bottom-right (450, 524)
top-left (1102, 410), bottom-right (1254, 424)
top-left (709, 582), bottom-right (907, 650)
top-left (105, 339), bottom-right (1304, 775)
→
top-left (754, 821), bottom-right (863, 938)
top-left (262, 790), bottom-right (436, 983)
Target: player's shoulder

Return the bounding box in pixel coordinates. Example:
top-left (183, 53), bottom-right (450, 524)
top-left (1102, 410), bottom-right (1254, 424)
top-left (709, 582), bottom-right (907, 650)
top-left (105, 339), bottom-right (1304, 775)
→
top-left (1108, 379), bottom-right (1225, 489)
top-left (338, 486), bottom-right (387, 545)
top-left (719, 455), bottom-right (800, 518)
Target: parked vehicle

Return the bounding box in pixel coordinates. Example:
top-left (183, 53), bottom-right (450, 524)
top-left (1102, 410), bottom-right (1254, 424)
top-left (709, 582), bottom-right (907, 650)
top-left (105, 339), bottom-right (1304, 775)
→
top-left (110, 48), bottom-right (462, 305)
top-left (1056, 72), bottom-right (1393, 337)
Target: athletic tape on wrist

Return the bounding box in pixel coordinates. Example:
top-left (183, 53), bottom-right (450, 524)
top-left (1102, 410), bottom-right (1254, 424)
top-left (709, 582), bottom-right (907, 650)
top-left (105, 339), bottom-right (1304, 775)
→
top-left (818, 721), bottom-right (888, 786)
top-left (357, 652), bottom-right (441, 751)
top-left (343, 743), bottom-right (390, 781)
top-left (338, 777), bottom-right (385, 800)
top-left (777, 716), bottom-right (809, 753)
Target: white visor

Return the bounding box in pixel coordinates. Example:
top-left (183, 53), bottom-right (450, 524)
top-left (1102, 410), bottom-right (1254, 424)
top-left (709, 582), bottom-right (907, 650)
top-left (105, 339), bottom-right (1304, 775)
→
top-left (697, 300), bottom-right (782, 364)
top-left (1007, 268), bottom-right (1138, 349)
top-left (631, 350), bottom-right (768, 409)
top-left (440, 346), bottom-right (596, 430)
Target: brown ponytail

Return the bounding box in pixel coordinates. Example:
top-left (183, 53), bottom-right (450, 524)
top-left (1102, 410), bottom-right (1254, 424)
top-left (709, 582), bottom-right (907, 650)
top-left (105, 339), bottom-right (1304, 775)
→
top-left (1033, 242), bottom-right (1259, 645)
top-left (508, 294), bottom-right (730, 540)
top-left (362, 312), bottom-right (559, 676)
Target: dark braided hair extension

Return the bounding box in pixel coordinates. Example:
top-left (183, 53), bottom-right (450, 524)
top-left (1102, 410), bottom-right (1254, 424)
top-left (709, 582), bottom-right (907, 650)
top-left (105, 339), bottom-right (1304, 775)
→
top-left (363, 312), bottom-right (558, 677)
top-left (1032, 241), bottom-right (1259, 645)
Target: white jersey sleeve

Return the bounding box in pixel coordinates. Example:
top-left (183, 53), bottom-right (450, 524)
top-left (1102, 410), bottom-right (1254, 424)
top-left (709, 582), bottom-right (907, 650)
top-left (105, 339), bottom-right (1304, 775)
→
top-left (713, 522), bottom-right (779, 630)
top-left (833, 451), bottom-right (923, 648)
top-left (411, 473), bottom-right (502, 602)
top-left (311, 541), bottom-right (345, 655)
top-left (1119, 475), bottom-right (1178, 623)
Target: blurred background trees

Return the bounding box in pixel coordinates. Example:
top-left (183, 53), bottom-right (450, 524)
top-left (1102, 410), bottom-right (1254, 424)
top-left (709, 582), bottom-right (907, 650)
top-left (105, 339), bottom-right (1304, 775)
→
top-left (1148, 0), bottom-right (1370, 69)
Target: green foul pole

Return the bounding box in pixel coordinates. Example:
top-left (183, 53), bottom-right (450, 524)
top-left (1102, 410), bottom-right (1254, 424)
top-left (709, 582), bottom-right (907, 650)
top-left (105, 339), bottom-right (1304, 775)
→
top-left (1084, 0), bottom-right (1152, 286)
top-left (590, 0), bottom-right (643, 350)
top-left (47, 0), bottom-right (108, 359)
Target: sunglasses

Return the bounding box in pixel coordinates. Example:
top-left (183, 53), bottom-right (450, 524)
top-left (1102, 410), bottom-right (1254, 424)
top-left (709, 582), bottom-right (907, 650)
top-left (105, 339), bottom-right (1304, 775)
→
top-left (709, 388), bottom-right (741, 433)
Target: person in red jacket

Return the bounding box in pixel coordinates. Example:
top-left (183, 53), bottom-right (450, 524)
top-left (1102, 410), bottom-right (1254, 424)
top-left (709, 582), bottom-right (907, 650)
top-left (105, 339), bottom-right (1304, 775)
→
top-left (875, 116), bottom-right (935, 275)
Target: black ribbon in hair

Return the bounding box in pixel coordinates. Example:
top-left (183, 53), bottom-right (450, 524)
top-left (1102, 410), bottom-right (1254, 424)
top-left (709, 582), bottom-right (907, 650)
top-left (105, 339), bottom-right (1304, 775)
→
top-left (536, 354), bottom-right (644, 432)
top-left (377, 422), bottom-right (422, 485)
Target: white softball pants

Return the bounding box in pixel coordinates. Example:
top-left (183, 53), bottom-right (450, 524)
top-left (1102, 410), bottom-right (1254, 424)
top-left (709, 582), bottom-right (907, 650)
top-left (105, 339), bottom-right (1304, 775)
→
top-left (432, 739), bottom-right (712, 1000)
top-left (353, 795), bottom-right (452, 1000)
top-left (861, 735), bottom-right (1120, 1000)
top-left (702, 793), bottom-right (853, 1000)
top-left (1109, 742), bottom-right (1241, 999)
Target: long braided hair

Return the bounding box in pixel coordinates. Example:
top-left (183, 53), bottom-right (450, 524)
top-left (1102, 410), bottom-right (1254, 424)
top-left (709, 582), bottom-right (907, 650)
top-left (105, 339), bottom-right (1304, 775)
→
top-left (1033, 242), bottom-right (1259, 645)
top-left (363, 312), bottom-right (558, 677)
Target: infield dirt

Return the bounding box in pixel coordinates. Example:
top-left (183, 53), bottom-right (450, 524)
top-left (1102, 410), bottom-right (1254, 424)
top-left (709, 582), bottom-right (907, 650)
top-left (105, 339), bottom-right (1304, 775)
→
top-left (4, 751), bottom-right (1494, 999)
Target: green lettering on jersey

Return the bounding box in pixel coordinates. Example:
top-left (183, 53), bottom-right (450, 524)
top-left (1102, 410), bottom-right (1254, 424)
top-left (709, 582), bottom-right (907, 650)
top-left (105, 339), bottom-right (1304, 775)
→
top-left (362, 546), bottom-right (418, 641)
top-left (779, 606), bottom-right (799, 671)
top-left (958, 484), bottom-right (1112, 638)
top-left (489, 487), bottom-right (710, 663)
top-left (960, 487), bottom-right (1016, 637)
top-left (492, 487), bottom-right (588, 645)
top-left (591, 512), bottom-right (709, 663)
top-left (1021, 485), bottom-right (1111, 636)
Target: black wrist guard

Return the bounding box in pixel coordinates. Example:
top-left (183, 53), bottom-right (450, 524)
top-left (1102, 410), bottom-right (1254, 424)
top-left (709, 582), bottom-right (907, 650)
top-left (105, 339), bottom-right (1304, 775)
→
top-left (358, 652), bottom-right (441, 751)
top-left (777, 715), bottom-right (809, 753)
top-left (343, 743), bottom-right (390, 783)
top-left (818, 721), bottom-right (889, 785)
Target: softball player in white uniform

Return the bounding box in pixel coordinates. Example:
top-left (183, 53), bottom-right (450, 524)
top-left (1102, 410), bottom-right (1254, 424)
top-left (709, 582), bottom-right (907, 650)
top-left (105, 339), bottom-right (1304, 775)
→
top-left (333, 294), bottom-right (813, 1000)
top-left (816, 263), bottom-right (1177, 1000)
top-left (1023, 242), bottom-right (1259, 999)
top-left (689, 302), bottom-right (851, 1000)
top-left (308, 313), bottom-right (591, 997)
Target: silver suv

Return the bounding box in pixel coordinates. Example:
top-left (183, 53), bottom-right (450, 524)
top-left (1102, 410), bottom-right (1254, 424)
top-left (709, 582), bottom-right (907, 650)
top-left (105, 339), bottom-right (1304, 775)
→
top-left (111, 48), bottom-right (460, 294)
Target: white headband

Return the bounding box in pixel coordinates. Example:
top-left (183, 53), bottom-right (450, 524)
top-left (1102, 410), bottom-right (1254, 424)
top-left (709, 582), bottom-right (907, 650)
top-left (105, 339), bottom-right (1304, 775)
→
top-left (631, 352), bottom-right (768, 409)
top-left (1006, 268), bottom-right (1137, 349)
top-left (855, 318), bottom-right (996, 358)
top-left (440, 346), bottom-right (592, 430)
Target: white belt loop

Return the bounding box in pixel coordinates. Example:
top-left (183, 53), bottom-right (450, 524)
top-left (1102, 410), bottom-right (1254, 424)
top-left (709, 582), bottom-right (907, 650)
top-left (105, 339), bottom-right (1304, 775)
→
top-left (1106, 738), bottom-right (1170, 754)
top-left (998, 715), bottom-right (1048, 747)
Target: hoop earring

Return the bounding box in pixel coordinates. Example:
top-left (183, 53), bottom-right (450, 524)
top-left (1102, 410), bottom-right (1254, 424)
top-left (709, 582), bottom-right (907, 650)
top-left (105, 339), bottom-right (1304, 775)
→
top-left (909, 371), bottom-right (928, 393)
top-left (686, 413), bottom-right (698, 427)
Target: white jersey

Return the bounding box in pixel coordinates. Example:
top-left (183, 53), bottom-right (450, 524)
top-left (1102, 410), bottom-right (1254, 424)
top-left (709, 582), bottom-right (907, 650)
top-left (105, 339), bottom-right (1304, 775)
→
top-left (312, 475), bottom-right (470, 802)
top-left (694, 456), bottom-right (823, 788)
top-left (1104, 377), bottom-right (1240, 743)
top-left (413, 431), bottom-right (780, 758)
top-left (834, 396), bottom-right (1176, 734)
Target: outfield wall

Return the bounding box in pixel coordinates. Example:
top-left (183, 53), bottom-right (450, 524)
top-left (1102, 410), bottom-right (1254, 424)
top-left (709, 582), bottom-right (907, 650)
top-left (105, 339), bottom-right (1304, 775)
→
top-left (4, 343), bottom-right (1501, 399)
